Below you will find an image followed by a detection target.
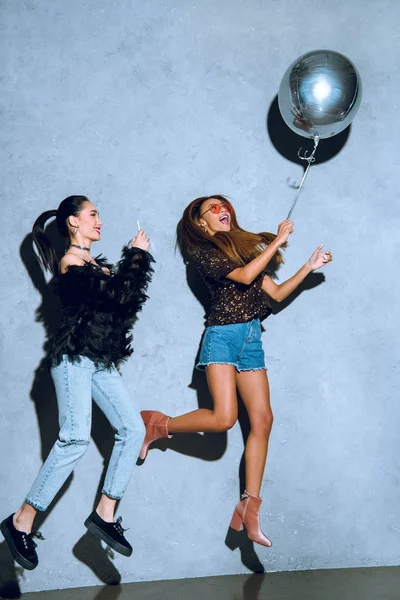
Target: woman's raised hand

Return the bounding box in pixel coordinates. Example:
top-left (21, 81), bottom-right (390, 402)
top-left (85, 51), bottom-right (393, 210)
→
top-left (308, 245), bottom-right (332, 271)
top-left (276, 220), bottom-right (294, 246)
top-left (131, 230), bottom-right (150, 252)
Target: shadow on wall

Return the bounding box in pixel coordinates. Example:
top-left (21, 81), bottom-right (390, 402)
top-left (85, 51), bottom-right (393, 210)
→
top-left (144, 259), bottom-right (228, 462)
top-left (266, 94), bottom-right (351, 214)
top-left (142, 227), bottom-right (327, 574)
top-left (0, 222), bottom-right (122, 598)
top-left (265, 93), bottom-right (351, 305)
top-left (0, 208), bottom-right (328, 596)
top-left (140, 244), bottom-right (267, 573)
top-left (267, 94), bottom-right (352, 167)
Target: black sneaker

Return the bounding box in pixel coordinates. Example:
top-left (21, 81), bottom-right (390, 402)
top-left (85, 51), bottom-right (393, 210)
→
top-left (84, 512), bottom-right (133, 557)
top-left (0, 514), bottom-right (44, 570)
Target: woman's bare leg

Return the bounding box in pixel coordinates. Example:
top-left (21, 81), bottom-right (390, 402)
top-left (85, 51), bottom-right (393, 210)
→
top-left (95, 495), bottom-right (117, 522)
top-left (168, 364), bottom-right (238, 433)
top-left (13, 504), bottom-right (38, 534)
top-left (236, 370), bottom-right (273, 496)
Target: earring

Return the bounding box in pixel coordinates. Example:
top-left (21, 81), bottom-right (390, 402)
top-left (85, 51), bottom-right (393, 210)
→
top-left (198, 223), bottom-right (207, 233)
top-left (68, 217), bottom-right (79, 233)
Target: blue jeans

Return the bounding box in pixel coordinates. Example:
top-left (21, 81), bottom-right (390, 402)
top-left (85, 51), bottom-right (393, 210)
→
top-left (26, 355), bottom-right (145, 511)
top-left (197, 319), bottom-right (267, 372)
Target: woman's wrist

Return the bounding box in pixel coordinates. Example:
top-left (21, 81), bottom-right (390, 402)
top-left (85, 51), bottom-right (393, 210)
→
top-left (263, 238), bottom-right (281, 255)
top-left (127, 242), bottom-right (148, 254)
top-left (304, 260), bottom-right (313, 274)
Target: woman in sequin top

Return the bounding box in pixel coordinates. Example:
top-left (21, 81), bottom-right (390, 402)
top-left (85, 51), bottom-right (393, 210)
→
top-left (139, 194), bottom-right (332, 548)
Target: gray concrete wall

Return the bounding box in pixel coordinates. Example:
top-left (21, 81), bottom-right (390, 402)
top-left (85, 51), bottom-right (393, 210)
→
top-left (1, 0), bottom-right (399, 593)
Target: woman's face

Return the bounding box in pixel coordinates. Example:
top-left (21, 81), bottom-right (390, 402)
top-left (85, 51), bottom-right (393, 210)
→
top-left (198, 198), bottom-right (232, 235)
top-left (70, 201), bottom-right (103, 241)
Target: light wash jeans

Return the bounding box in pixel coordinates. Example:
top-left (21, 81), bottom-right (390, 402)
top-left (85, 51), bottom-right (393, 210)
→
top-left (26, 355), bottom-right (145, 511)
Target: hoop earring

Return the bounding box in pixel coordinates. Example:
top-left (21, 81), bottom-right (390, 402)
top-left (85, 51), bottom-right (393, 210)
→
top-left (67, 217), bottom-right (79, 236)
top-left (69, 226), bottom-right (79, 243)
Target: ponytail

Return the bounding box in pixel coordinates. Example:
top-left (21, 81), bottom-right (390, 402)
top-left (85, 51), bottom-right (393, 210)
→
top-left (32, 209), bottom-right (59, 275)
top-left (32, 195), bottom-right (89, 275)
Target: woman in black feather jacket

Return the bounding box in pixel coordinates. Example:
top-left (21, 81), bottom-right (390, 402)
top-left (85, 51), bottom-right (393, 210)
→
top-left (0, 195), bottom-right (153, 570)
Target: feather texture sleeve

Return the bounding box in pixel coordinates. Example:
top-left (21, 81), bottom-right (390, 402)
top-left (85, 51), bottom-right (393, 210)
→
top-left (113, 246), bottom-right (155, 322)
top-left (55, 262), bottom-right (113, 308)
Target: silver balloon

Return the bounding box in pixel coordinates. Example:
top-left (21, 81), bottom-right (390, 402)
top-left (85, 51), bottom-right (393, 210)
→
top-left (278, 50), bottom-right (362, 139)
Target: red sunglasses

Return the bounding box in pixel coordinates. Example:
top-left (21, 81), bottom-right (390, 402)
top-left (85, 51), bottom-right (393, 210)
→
top-left (200, 201), bottom-right (232, 218)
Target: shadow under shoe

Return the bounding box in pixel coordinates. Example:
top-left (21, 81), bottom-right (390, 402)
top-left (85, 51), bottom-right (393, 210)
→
top-left (242, 572), bottom-right (266, 599)
top-left (0, 539), bottom-right (21, 600)
top-left (225, 529), bottom-right (265, 574)
top-left (73, 531), bottom-right (122, 585)
top-left (93, 584), bottom-right (123, 600)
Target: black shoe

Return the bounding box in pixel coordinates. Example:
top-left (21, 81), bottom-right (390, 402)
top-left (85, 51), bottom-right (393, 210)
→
top-left (0, 514), bottom-right (43, 571)
top-left (84, 512), bottom-right (133, 557)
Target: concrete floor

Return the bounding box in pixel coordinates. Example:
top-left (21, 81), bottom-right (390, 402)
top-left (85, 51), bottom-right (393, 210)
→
top-left (11, 566), bottom-right (400, 600)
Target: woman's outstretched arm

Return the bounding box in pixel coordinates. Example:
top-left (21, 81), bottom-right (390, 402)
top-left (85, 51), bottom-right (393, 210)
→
top-left (261, 245), bottom-right (332, 302)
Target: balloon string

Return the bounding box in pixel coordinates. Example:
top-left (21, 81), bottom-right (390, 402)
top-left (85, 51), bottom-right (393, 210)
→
top-left (286, 136), bottom-right (319, 219)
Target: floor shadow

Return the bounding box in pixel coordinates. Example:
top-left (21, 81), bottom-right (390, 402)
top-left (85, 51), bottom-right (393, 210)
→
top-left (92, 583), bottom-right (122, 600)
top-left (242, 572), bottom-right (266, 599)
top-left (0, 224), bottom-right (122, 587)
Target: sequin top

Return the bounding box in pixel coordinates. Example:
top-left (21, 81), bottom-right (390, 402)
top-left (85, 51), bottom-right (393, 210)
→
top-left (191, 244), bottom-right (272, 327)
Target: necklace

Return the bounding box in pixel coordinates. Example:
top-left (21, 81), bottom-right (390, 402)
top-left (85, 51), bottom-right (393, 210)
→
top-left (70, 244), bottom-right (90, 251)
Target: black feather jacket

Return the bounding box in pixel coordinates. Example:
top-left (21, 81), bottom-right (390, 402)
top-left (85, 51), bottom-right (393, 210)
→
top-left (50, 246), bottom-right (154, 369)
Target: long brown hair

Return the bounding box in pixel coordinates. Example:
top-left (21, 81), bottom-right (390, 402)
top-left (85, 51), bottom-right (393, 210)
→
top-left (177, 195), bottom-right (284, 275)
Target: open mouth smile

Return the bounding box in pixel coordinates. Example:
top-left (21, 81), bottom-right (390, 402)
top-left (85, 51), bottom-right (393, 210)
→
top-left (94, 227), bottom-right (101, 235)
top-left (219, 214), bottom-right (230, 225)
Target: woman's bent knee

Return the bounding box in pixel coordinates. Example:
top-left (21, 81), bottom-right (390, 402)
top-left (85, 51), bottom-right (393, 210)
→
top-left (57, 437), bottom-right (91, 456)
top-left (215, 414), bottom-right (237, 431)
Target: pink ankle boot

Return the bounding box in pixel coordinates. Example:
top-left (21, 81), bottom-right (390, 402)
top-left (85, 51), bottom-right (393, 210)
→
top-left (139, 411), bottom-right (172, 460)
top-left (230, 491), bottom-right (272, 547)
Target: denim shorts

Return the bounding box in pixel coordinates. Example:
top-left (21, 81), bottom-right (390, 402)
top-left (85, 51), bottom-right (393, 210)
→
top-left (197, 319), bottom-right (266, 372)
